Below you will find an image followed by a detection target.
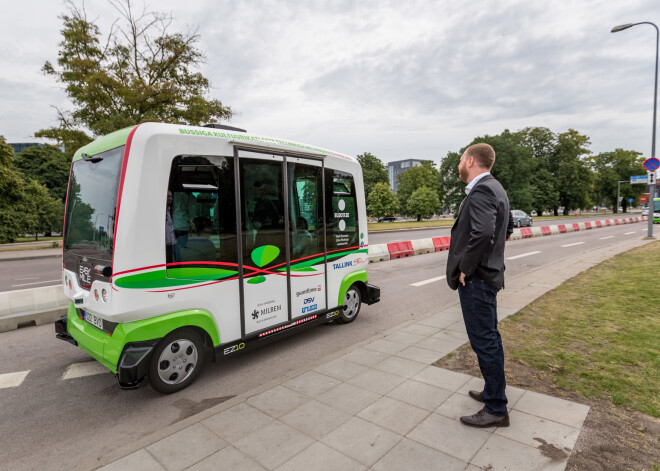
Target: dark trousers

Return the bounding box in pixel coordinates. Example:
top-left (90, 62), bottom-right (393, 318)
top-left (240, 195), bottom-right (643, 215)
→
top-left (458, 275), bottom-right (508, 416)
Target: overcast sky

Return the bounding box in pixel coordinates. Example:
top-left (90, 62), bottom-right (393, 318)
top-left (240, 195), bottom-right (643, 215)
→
top-left (1, 0), bottom-right (658, 165)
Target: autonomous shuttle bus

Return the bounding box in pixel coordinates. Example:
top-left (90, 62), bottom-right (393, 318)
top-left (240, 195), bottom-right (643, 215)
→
top-left (55, 123), bottom-right (380, 393)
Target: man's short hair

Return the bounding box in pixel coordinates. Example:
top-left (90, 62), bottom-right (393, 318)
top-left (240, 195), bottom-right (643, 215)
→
top-left (465, 143), bottom-right (496, 170)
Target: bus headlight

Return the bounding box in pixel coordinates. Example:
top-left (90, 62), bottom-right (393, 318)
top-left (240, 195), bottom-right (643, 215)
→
top-left (101, 289), bottom-right (108, 303)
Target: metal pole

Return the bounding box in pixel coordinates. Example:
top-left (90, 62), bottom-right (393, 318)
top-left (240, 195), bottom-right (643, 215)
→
top-left (612, 21), bottom-right (658, 237)
top-left (616, 180), bottom-right (627, 213)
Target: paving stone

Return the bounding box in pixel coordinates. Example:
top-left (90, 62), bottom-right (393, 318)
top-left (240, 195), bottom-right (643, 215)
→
top-left (246, 385), bottom-right (310, 418)
top-left (383, 330), bottom-right (427, 346)
top-left (363, 338), bottom-right (407, 354)
top-left (280, 399), bottom-right (351, 439)
top-left (387, 379), bottom-right (453, 411)
top-left (145, 424), bottom-right (227, 471)
top-left (202, 403), bottom-right (275, 443)
top-left (342, 348), bottom-right (391, 367)
top-left (401, 323), bottom-right (441, 337)
top-left (471, 433), bottom-right (568, 471)
top-left (431, 329), bottom-right (469, 343)
top-left (417, 312), bottom-right (463, 329)
top-left (394, 346), bottom-right (443, 364)
top-left (234, 421), bottom-right (315, 470)
top-left (495, 410), bottom-right (581, 452)
top-left (98, 450), bottom-right (166, 471)
top-left (347, 368), bottom-right (407, 395)
top-left (372, 438), bottom-right (467, 471)
top-left (412, 366), bottom-right (471, 392)
top-left (435, 392), bottom-right (485, 420)
top-left (187, 446), bottom-right (266, 471)
top-left (407, 413), bottom-right (491, 463)
top-left (275, 442), bottom-right (365, 471)
top-left (373, 356), bottom-right (427, 378)
top-left (357, 396), bottom-right (430, 435)
top-left (324, 417), bottom-right (402, 467)
top-left (444, 320), bottom-right (467, 334)
top-left (282, 371), bottom-right (340, 397)
top-left (514, 390), bottom-right (590, 429)
top-left (416, 337), bottom-right (465, 355)
top-left (316, 382), bottom-right (382, 415)
top-left (455, 377), bottom-right (526, 408)
top-left (313, 358), bottom-right (369, 381)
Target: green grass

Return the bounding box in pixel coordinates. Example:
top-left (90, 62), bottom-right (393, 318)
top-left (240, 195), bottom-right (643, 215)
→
top-left (13, 236), bottom-right (62, 243)
top-left (502, 240), bottom-right (660, 417)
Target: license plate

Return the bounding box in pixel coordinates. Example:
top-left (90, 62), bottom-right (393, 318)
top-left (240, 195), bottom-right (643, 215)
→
top-left (83, 310), bottom-right (104, 331)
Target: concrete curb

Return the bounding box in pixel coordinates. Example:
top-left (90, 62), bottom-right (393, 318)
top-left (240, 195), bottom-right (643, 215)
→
top-left (0, 216), bottom-right (648, 334)
top-left (0, 253), bottom-right (61, 262)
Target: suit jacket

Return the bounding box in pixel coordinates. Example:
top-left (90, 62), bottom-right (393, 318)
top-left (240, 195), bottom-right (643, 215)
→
top-left (446, 174), bottom-right (513, 290)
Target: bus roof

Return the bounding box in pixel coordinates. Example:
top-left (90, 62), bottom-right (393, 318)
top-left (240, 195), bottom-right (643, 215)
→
top-left (72, 123), bottom-right (356, 163)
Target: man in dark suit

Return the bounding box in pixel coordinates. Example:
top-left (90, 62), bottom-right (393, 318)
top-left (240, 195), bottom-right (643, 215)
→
top-left (446, 143), bottom-right (514, 428)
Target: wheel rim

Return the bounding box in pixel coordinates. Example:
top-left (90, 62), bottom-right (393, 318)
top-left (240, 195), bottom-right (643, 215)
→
top-left (157, 339), bottom-right (198, 385)
top-left (343, 289), bottom-right (360, 319)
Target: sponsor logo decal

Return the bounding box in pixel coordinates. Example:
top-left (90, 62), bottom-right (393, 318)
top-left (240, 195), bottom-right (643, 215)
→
top-left (296, 286), bottom-right (320, 297)
top-left (79, 266), bottom-right (91, 285)
top-left (326, 311), bottom-right (339, 318)
top-left (333, 261), bottom-right (353, 270)
top-left (302, 296), bottom-right (317, 313)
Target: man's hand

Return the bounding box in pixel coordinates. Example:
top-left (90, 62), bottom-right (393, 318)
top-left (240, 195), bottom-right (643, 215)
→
top-left (459, 272), bottom-right (466, 286)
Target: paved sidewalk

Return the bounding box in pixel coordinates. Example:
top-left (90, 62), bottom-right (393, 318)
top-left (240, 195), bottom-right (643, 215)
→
top-left (91, 237), bottom-right (653, 471)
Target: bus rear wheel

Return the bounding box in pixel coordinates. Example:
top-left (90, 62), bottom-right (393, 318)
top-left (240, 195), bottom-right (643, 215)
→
top-left (149, 328), bottom-right (205, 394)
top-left (338, 285), bottom-right (361, 324)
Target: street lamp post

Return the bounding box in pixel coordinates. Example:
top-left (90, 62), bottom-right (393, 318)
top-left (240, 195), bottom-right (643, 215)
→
top-left (612, 22), bottom-right (658, 238)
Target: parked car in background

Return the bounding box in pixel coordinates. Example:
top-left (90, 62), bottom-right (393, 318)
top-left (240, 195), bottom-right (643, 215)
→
top-left (378, 216), bottom-right (396, 222)
top-left (511, 210), bottom-right (533, 227)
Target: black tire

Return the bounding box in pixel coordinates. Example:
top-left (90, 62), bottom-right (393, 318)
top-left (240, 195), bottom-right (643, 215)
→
top-left (338, 284), bottom-right (361, 324)
top-left (149, 328), bottom-right (205, 394)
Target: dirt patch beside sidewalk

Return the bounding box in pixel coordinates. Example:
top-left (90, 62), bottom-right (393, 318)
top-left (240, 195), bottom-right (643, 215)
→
top-left (435, 347), bottom-right (660, 471)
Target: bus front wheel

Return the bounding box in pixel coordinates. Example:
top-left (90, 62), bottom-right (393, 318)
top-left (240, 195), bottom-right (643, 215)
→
top-left (149, 328), bottom-right (205, 394)
top-left (338, 285), bottom-right (361, 324)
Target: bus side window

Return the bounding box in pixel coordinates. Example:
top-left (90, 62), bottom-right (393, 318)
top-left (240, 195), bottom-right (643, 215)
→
top-left (288, 162), bottom-right (322, 260)
top-left (325, 169), bottom-right (358, 251)
top-left (166, 156), bottom-right (237, 279)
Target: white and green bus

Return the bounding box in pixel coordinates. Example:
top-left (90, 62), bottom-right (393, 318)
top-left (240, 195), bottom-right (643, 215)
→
top-left (55, 122), bottom-right (380, 393)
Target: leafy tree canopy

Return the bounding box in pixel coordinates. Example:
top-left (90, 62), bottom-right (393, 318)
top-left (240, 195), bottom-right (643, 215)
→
top-left (589, 149), bottom-right (646, 211)
top-left (407, 186), bottom-right (439, 221)
top-left (22, 180), bottom-right (64, 239)
top-left (14, 145), bottom-right (70, 201)
top-left (37, 0), bottom-right (233, 153)
top-left (0, 136), bottom-right (27, 243)
top-left (367, 182), bottom-right (398, 219)
top-left (553, 129), bottom-right (593, 214)
top-left (357, 152), bottom-right (389, 200)
top-left (438, 151), bottom-right (463, 216)
top-left (396, 160), bottom-right (439, 212)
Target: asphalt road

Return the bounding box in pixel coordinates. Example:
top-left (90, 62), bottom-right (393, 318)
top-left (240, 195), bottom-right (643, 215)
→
top-left (0, 214), bottom-right (641, 292)
top-left (0, 222), bottom-right (649, 471)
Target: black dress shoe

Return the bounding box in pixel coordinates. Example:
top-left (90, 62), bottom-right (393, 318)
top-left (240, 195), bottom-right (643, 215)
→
top-left (469, 390), bottom-right (484, 403)
top-left (460, 408), bottom-right (510, 428)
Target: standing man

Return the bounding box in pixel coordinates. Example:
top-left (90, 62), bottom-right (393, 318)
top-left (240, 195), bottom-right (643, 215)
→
top-left (446, 143), bottom-right (514, 428)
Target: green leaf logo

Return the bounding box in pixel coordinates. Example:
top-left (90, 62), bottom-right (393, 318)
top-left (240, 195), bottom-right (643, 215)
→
top-left (247, 276), bottom-right (266, 284)
top-left (251, 245), bottom-right (279, 267)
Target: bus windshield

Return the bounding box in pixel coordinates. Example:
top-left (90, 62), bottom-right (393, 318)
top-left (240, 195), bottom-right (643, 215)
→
top-left (63, 146), bottom-right (124, 260)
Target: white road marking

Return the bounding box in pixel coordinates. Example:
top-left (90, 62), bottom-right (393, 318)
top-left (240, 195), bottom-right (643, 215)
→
top-left (599, 236), bottom-right (615, 240)
top-left (14, 277), bottom-right (40, 281)
top-left (411, 275), bottom-right (446, 287)
top-left (0, 370), bottom-right (30, 389)
top-left (11, 279), bottom-right (61, 288)
top-left (624, 231), bottom-right (636, 235)
top-left (61, 362), bottom-right (110, 380)
top-left (506, 251), bottom-right (541, 260)
top-left (561, 242), bottom-right (585, 247)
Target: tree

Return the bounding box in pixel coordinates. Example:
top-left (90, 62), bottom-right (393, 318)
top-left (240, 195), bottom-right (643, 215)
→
top-left (0, 137), bottom-right (27, 243)
top-left (553, 130), bottom-right (593, 215)
top-left (367, 182), bottom-right (398, 219)
top-left (520, 127), bottom-right (559, 215)
top-left (396, 161), bottom-right (439, 215)
top-left (589, 149), bottom-right (646, 212)
top-left (438, 151), bottom-right (463, 215)
top-left (407, 186), bottom-right (439, 221)
top-left (22, 180), bottom-right (64, 240)
top-left (14, 145), bottom-right (70, 201)
top-left (357, 152), bottom-right (389, 200)
top-left (37, 0), bottom-right (233, 153)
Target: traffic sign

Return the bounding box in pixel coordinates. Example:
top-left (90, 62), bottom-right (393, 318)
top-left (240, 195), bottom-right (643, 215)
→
top-left (644, 157), bottom-right (660, 171)
top-left (630, 175), bottom-right (648, 184)
top-left (650, 171), bottom-right (657, 185)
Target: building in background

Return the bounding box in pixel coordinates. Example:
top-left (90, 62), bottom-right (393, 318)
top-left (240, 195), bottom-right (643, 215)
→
top-left (9, 143), bottom-right (66, 154)
top-left (387, 159), bottom-right (422, 192)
